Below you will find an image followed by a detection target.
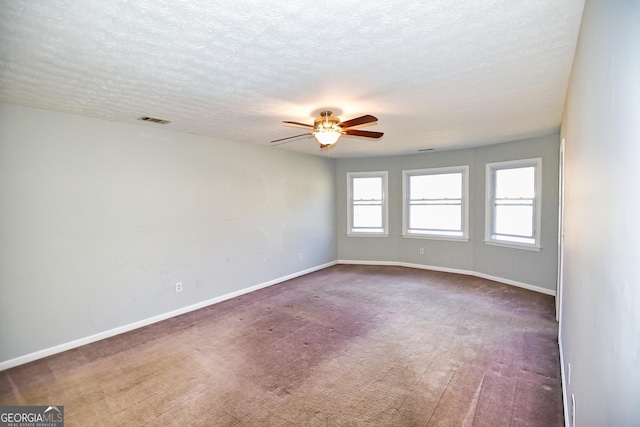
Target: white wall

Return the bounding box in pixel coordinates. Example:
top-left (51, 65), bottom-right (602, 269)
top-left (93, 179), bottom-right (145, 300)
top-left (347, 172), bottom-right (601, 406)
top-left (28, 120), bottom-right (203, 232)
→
top-left (336, 134), bottom-right (560, 293)
top-left (0, 103), bottom-right (337, 365)
top-left (471, 136), bottom-right (560, 289)
top-left (560, 0), bottom-right (640, 425)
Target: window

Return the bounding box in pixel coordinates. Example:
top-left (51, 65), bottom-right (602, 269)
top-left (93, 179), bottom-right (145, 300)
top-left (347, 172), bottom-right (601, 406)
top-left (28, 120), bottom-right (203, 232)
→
top-left (485, 158), bottom-right (542, 250)
top-left (347, 171), bottom-right (388, 236)
top-left (402, 166), bottom-right (469, 240)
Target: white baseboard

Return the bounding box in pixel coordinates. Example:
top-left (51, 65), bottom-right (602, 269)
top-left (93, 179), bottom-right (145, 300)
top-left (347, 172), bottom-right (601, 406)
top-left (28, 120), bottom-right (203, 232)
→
top-left (559, 333), bottom-right (570, 427)
top-left (1, 259), bottom-right (552, 371)
top-left (0, 261), bottom-right (337, 372)
top-left (338, 259), bottom-right (556, 296)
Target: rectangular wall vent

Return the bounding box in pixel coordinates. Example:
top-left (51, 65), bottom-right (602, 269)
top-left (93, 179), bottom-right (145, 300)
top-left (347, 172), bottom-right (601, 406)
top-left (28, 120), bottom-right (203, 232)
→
top-left (138, 116), bottom-right (171, 125)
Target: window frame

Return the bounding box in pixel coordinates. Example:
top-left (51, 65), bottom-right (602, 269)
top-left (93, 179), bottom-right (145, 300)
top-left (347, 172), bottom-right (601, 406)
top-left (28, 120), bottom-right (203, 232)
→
top-left (402, 165), bottom-right (470, 241)
top-left (347, 171), bottom-right (389, 237)
top-left (485, 158), bottom-right (542, 251)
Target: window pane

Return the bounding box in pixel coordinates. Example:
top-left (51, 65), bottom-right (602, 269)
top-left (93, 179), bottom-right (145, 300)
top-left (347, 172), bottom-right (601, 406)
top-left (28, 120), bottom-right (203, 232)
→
top-left (495, 167), bottom-right (534, 198)
top-left (353, 205), bottom-right (382, 228)
top-left (495, 205), bottom-right (533, 237)
top-left (409, 205), bottom-right (461, 231)
top-left (353, 177), bottom-right (382, 200)
top-left (410, 173), bottom-right (461, 199)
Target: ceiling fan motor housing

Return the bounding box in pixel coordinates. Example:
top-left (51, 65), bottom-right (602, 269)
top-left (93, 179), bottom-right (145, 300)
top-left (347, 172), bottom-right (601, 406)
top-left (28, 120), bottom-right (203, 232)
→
top-left (314, 111), bottom-right (342, 131)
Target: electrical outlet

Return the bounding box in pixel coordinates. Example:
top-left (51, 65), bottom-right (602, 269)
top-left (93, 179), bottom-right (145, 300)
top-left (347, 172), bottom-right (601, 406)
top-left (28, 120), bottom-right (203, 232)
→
top-left (175, 282), bottom-right (183, 293)
top-left (419, 248), bottom-right (424, 255)
top-left (298, 253), bottom-right (303, 261)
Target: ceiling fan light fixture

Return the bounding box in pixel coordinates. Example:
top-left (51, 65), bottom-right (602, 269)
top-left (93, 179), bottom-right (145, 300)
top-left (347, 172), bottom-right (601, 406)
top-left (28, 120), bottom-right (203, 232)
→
top-left (314, 129), bottom-right (342, 145)
top-left (313, 110), bottom-right (342, 145)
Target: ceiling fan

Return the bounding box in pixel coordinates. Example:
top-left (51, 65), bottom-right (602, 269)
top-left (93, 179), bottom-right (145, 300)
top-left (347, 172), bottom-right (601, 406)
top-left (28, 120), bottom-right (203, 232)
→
top-left (271, 110), bottom-right (384, 150)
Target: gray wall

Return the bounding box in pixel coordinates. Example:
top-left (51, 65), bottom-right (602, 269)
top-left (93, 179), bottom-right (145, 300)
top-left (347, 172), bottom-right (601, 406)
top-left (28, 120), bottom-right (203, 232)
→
top-left (336, 134), bottom-right (560, 291)
top-left (560, 0), bottom-right (640, 425)
top-left (0, 102), bottom-right (337, 364)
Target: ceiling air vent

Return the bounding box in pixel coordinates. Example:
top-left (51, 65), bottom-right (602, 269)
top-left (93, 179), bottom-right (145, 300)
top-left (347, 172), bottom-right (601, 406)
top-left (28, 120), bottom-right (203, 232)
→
top-left (138, 116), bottom-right (171, 125)
top-left (418, 148), bottom-right (434, 152)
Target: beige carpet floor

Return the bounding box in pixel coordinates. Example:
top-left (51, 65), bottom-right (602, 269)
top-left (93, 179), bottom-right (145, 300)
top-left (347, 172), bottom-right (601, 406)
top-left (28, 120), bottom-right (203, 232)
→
top-left (0, 265), bottom-right (563, 426)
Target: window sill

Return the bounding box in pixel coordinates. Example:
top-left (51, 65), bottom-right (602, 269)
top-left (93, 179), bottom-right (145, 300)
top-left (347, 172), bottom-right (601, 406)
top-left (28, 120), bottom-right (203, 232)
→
top-left (348, 232), bottom-right (389, 238)
top-left (484, 240), bottom-right (541, 252)
top-left (402, 233), bottom-right (469, 243)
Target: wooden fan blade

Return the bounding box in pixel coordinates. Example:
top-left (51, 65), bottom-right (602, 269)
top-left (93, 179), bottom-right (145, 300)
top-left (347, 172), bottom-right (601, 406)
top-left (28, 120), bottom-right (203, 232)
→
top-left (344, 129), bottom-right (384, 139)
top-left (270, 133), bottom-right (313, 144)
top-left (283, 121), bottom-right (314, 128)
top-left (338, 115), bottom-right (378, 129)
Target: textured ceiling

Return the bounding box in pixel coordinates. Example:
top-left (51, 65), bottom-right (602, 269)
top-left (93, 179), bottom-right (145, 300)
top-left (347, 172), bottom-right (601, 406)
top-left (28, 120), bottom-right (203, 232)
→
top-left (0, 0), bottom-right (584, 158)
